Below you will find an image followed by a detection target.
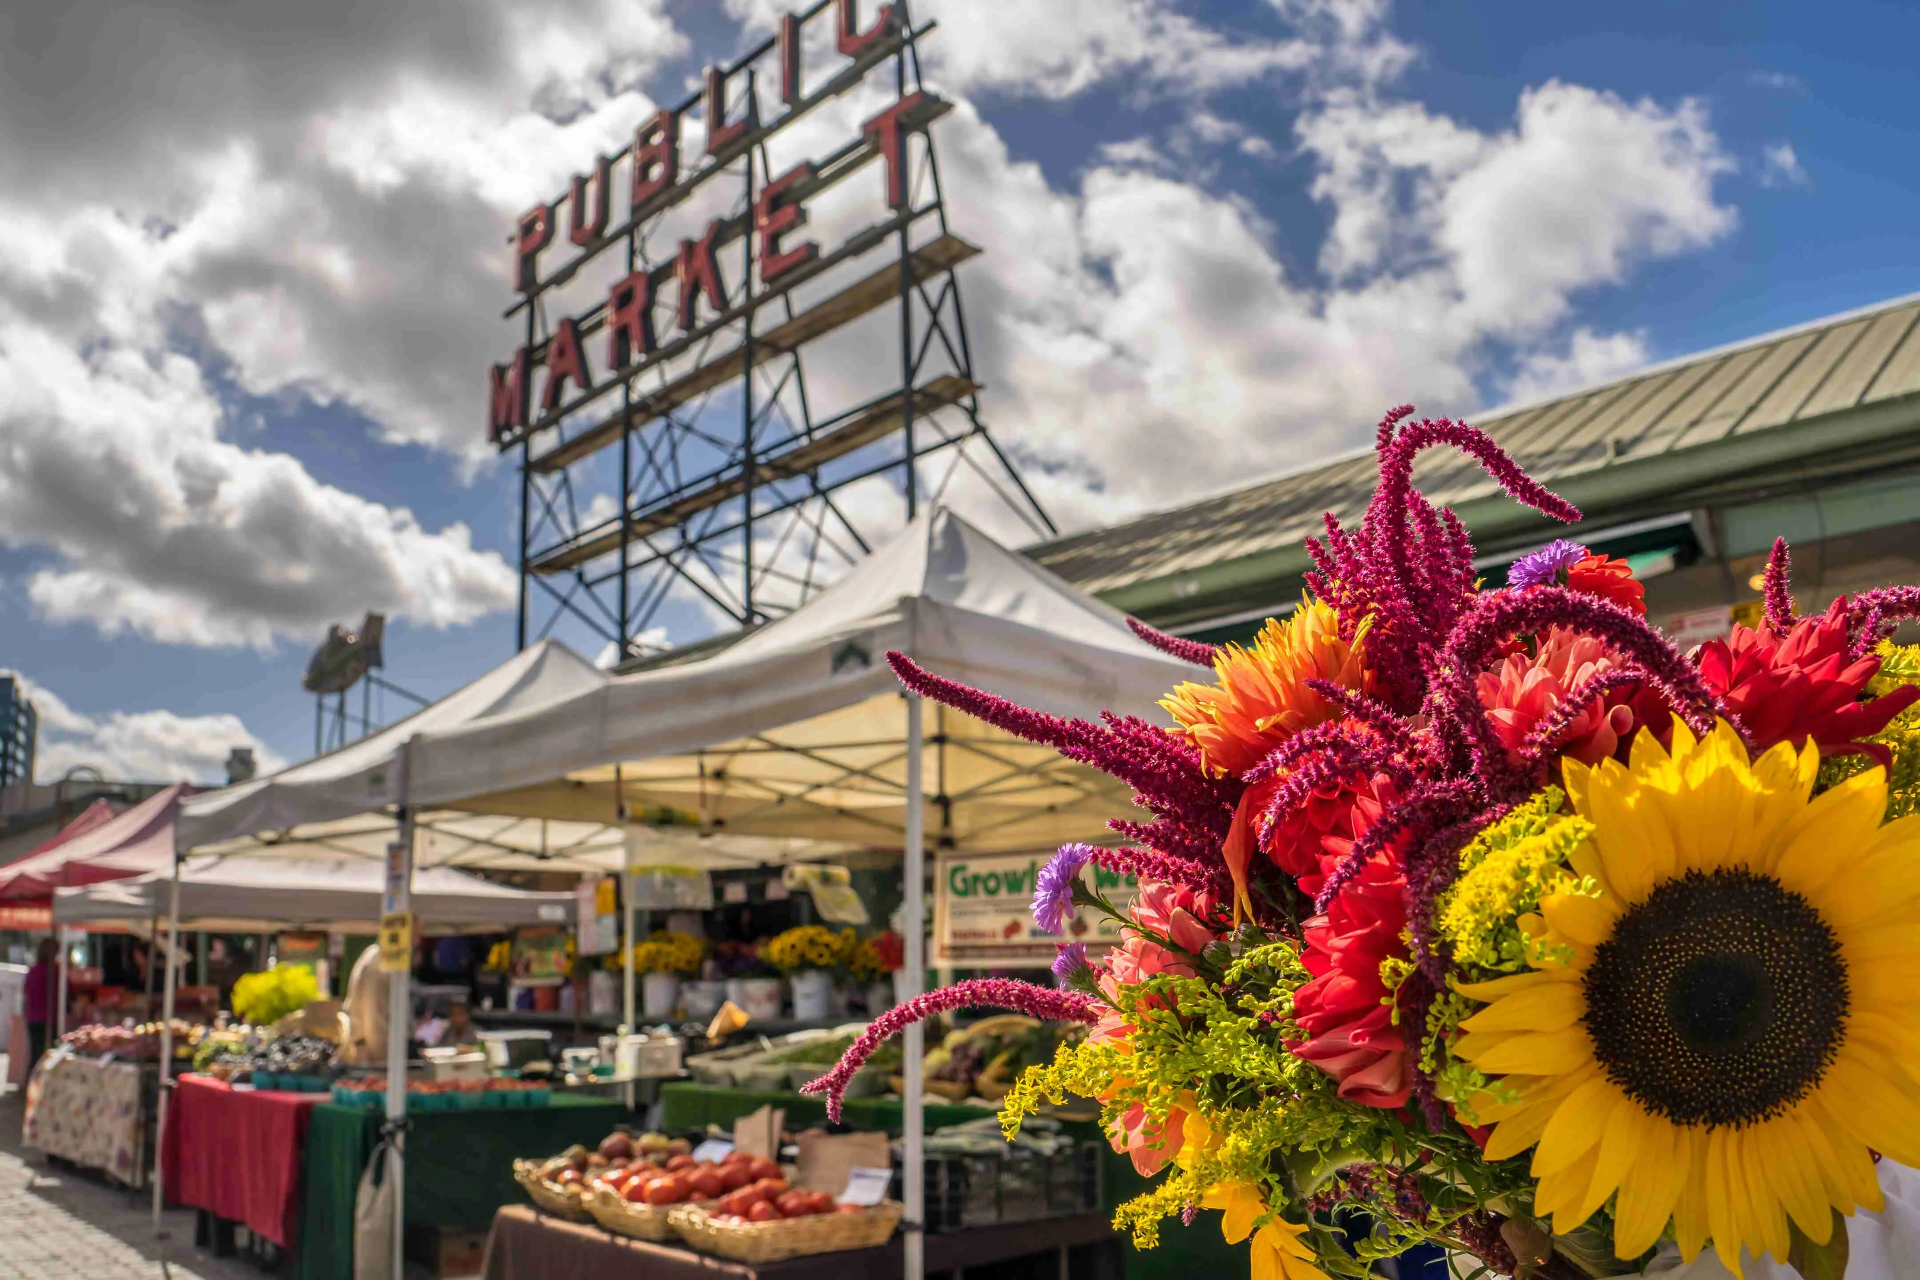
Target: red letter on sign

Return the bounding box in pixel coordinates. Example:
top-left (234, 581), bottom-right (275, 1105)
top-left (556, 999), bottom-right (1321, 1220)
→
top-left (631, 110), bottom-right (679, 210)
top-left (606, 270), bottom-right (657, 369)
top-left (862, 92), bottom-right (924, 209)
top-left (705, 66), bottom-right (751, 156)
top-left (541, 318), bottom-right (592, 412)
top-left (515, 204), bottom-right (553, 291)
top-left (568, 155), bottom-right (611, 247)
top-left (835, 0), bottom-right (895, 56)
top-left (675, 223), bottom-right (727, 330)
top-left (777, 14), bottom-right (802, 107)
top-left (755, 163), bottom-right (818, 285)
top-left (487, 349), bottom-right (529, 442)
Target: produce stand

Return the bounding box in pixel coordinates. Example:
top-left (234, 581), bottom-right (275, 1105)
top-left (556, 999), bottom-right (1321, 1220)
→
top-left (160, 1074), bottom-right (324, 1251)
top-left (296, 1092), bottom-right (624, 1280)
top-left (481, 1203), bottom-right (1122, 1280)
top-left (22, 1050), bottom-right (156, 1187)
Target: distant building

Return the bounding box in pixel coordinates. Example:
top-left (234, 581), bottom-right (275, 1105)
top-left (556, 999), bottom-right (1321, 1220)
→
top-left (0, 676), bottom-right (34, 790)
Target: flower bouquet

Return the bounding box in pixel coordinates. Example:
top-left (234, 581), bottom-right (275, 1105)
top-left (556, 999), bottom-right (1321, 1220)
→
top-left (624, 930), bottom-right (706, 976)
top-left (805, 407), bottom-right (1920, 1279)
top-left (850, 930), bottom-right (907, 982)
top-left (764, 925), bottom-right (856, 972)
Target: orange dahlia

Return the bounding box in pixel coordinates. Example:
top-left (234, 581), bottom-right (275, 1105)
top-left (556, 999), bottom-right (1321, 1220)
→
top-left (1162, 599), bottom-right (1372, 778)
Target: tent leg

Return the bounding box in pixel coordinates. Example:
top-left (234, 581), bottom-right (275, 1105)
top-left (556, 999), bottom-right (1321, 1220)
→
top-left (55, 926), bottom-right (69, 1038)
top-left (388, 781), bottom-right (417, 1280)
top-left (622, 827), bottom-right (636, 1112)
top-left (903, 692), bottom-right (926, 1280)
top-left (152, 861), bottom-right (182, 1232)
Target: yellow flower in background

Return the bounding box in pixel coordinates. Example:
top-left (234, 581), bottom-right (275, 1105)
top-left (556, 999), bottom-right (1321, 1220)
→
top-left (764, 925), bottom-right (854, 972)
top-left (628, 930), bottom-right (704, 975)
top-left (1200, 1183), bottom-right (1328, 1280)
top-left (1455, 721), bottom-right (1920, 1275)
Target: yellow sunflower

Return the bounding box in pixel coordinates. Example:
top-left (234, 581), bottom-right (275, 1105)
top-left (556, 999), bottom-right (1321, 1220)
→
top-left (1453, 720), bottom-right (1920, 1275)
top-left (1201, 1182), bottom-right (1330, 1280)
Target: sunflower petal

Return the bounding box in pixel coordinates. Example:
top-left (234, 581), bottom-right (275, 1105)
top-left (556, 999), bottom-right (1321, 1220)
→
top-left (1611, 1117), bottom-right (1683, 1260)
top-left (1531, 1075), bottom-right (1613, 1176)
top-left (1458, 980), bottom-right (1584, 1034)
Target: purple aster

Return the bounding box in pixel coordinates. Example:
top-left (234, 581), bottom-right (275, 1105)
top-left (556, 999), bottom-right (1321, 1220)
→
top-left (1032, 844), bottom-right (1091, 934)
top-left (1051, 942), bottom-right (1090, 987)
top-left (1506, 539), bottom-right (1588, 589)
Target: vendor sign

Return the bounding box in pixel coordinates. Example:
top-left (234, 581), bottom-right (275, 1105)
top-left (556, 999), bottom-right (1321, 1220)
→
top-left (935, 851), bottom-right (1138, 968)
top-left (575, 875), bottom-right (619, 955)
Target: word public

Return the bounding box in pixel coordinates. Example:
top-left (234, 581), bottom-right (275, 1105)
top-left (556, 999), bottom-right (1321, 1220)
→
top-left (488, 0), bottom-right (919, 444)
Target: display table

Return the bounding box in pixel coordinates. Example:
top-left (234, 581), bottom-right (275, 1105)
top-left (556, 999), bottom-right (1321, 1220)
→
top-left (23, 1051), bottom-right (152, 1187)
top-left (298, 1092), bottom-right (626, 1280)
top-left (161, 1074), bottom-right (325, 1248)
top-left (481, 1203), bottom-right (1121, 1280)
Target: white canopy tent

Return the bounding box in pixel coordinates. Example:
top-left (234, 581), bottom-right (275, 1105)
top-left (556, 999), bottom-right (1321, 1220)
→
top-left (53, 854), bottom-right (575, 935)
top-left (159, 638), bottom-right (848, 1257)
top-left (403, 507), bottom-right (1196, 1280)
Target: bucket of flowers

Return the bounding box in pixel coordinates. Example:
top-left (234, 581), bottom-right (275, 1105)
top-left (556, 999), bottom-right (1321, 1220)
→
top-left (765, 926), bottom-right (855, 1021)
top-left (625, 931), bottom-right (705, 1020)
top-left (803, 406), bottom-right (1920, 1280)
top-left (850, 930), bottom-right (907, 1014)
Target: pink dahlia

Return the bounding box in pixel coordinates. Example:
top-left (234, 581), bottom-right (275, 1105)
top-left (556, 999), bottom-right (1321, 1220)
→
top-left (1476, 626), bottom-right (1635, 765)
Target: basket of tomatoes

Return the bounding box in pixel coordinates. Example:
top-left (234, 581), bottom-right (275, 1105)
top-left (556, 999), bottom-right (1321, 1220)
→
top-left (512, 1158), bottom-right (595, 1221)
top-left (586, 1149), bottom-right (778, 1242)
top-left (669, 1170), bottom-right (903, 1263)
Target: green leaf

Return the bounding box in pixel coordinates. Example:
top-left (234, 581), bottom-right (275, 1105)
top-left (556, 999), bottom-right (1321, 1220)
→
top-left (1788, 1209), bottom-right (1850, 1280)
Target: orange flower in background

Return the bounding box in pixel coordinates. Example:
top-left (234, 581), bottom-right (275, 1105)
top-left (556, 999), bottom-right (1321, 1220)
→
top-left (1564, 553), bottom-right (1646, 616)
top-left (1163, 599), bottom-right (1373, 779)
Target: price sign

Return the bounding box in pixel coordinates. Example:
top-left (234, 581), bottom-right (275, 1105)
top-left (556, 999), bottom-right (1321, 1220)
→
top-left (691, 1138), bottom-right (735, 1164)
top-left (838, 1167), bottom-right (893, 1206)
top-left (377, 913), bottom-right (413, 973)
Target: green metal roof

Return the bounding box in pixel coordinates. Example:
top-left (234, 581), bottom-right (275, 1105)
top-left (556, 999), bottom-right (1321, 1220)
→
top-left (1030, 293), bottom-right (1920, 628)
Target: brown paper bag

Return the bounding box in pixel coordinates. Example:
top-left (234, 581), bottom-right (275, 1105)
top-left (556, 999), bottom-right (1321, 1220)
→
top-left (733, 1104), bottom-right (785, 1158)
top-left (794, 1129), bottom-right (892, 1196)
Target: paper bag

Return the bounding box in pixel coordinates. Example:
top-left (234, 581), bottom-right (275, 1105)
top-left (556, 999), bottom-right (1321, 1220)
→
top-left (733, 1104), bottom-right (784, 1158)
top-left (794, 1129), bottom-right (892, 1197)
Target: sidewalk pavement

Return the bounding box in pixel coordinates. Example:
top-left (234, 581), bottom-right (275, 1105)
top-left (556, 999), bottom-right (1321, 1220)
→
top-left (0, 1086), bottom-right (260, 1280)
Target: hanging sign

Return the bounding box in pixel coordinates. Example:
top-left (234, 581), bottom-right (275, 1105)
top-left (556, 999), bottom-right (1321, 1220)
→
top-left (783, 864), bottom-right (868, 925)
top-left (382, 838), bottom-right (409, 915)
top-left (377, 913), bottom-right (413, 973)
top-left (277, 932), bottom-right (327, 970)
top-left (934, 852), bottom-right (1139, 968)
top-left (576, 875), bottom-right (620, 955)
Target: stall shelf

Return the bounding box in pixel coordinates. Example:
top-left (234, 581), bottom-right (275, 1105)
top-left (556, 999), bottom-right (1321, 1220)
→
top-left (481, 1203), bottom-right (1121, 1280)
top-left (296, 1092), bottom-right (624, 1280)
top-left (161, 1074), bottom-right (324, 1250)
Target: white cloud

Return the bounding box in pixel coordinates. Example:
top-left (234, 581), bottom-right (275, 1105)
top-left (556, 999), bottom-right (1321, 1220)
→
top-left (1501, 327), bottom-right (1651, 407)
top-left (1759, 141), bottom-right (1809, 189)
top-left (2, 669), bottom-right (285, 784)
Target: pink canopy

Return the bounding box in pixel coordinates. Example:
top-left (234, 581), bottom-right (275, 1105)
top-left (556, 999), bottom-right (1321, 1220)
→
top-left (0, 784), bottom-right (195, 901)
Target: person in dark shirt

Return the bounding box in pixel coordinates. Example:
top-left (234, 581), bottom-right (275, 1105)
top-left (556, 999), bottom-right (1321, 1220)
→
top-left (22, 937), bottom-right (58, 1067)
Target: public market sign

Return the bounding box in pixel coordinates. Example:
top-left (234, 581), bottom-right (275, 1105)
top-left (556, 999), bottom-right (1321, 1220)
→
top-left (486, 0), bottom-right (944, 452)
top-left (934, 852), bottom-right (1138, 969)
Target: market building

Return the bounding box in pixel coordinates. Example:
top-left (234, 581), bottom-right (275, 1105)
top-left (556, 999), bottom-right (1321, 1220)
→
top-left (1033, 292), bottom-right (1920, 651)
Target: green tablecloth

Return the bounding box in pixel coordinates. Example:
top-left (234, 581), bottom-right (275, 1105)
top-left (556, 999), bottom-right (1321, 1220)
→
top-left (297, 1094), bottom-right (625, 1280)
top-left (655, 1084), bottom-right (1237, 1280)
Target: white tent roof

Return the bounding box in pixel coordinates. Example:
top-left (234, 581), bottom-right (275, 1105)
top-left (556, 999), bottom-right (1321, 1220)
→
top-left (404, 508), bottom-right (1197, 854)
top-left (176, 639), bottom-right (609, 851)
top-left (52, 853), bottom-right (577, 935)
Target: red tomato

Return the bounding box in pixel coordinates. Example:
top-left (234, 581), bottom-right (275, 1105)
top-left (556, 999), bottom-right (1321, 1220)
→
top-left (745, 1156), bottom-right (781, 1182)
top-left (688, 1169), bottom-right (726, 1199)
top-left (775, 1191), bottom-right (812, 1218)
top-left (721, 1150), bottom-right (754, 1166)
top-left (643, 1175), bottom-right (689, 1205)
top-left (805, 1191), bottom-right (836, 1215)
top-left (664, 1154), bottom-right (696, 1173)
top-left (747, 1200), bottom-right (780, 1222)
top-left (835, 1202), bottom-right (866, 1214)
top-left (621, 1180), bottom-right (651, 1203)
top-left (554, 1169), bottom-right (582, 1186)
top-left (751, 1177), bottom-right (789, 1198)
top-left (718, 1164), bottom-right (752, 1191)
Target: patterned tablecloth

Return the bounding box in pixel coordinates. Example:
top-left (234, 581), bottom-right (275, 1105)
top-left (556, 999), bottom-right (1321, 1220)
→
top-left (21, 1049), bottom-right (148, 1187)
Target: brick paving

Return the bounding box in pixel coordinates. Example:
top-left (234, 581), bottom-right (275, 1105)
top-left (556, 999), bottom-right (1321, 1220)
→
top-left (0, 1084), bottom-right (260, 1280)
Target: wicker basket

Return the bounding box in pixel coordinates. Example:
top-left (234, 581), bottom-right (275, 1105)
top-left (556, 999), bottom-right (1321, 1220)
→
top-left (669, 1201), bottom-right (903, 1263)
top-left (511, 1160), bottom-right (593, 1221)
top-left (587, 1186), bottom-right (720, 1242)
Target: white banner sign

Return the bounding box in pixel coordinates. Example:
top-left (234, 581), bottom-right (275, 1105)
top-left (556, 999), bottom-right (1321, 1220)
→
top-left (934, 852), bottom-right (1138, 968)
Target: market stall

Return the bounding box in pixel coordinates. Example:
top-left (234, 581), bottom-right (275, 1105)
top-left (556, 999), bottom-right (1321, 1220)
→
top-left (399, 508), bottom-right (1194, 1280)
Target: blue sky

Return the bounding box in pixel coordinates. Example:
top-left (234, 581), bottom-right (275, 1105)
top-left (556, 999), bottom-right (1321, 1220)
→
top-left (1, 0), bottom-right (1915, 783)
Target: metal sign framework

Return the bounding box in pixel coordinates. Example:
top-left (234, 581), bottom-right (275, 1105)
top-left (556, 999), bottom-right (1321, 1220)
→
top-left (500, 0), bottom-right (1052, 661)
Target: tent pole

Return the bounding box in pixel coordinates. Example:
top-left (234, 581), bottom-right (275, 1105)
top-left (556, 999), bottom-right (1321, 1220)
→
top-left (151, 858), bottom-right (183, 1231)
top-left (387, 738), bottom-right (418, 1280)
top-left (55, 925), bottom-right (69, 1037)
top-left (903, 692), bottom-right (926, 1280)
top-left (619, 765), bottom-right (635, 1111)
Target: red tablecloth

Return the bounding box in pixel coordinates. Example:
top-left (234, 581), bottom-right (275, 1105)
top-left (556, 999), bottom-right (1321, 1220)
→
top-left (162, 1074), bottom-right (324, 1248)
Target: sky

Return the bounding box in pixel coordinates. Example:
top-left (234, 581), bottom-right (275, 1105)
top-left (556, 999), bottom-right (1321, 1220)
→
top-left (1, 0), bottom-right (1916, 785)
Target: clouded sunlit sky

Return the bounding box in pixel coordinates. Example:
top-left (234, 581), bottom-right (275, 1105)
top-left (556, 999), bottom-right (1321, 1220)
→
top-left (2, 0), bottom-right (1916, 783)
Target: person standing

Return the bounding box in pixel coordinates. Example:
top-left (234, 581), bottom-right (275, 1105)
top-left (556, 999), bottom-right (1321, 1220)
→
top-left (22, 937), bottom-right (57, 1068)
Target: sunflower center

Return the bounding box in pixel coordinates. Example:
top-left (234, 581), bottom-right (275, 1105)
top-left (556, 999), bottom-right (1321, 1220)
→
top-left (1581, 869), bottom-right (1848, 1128)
